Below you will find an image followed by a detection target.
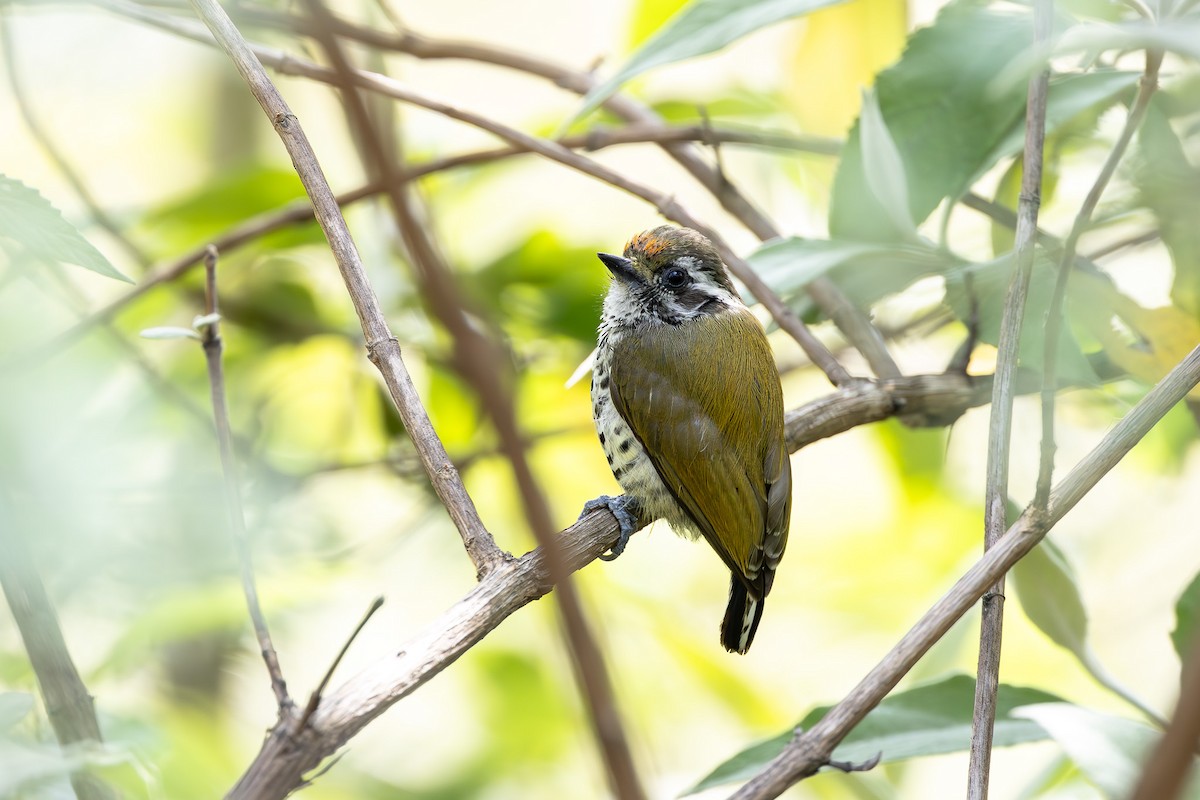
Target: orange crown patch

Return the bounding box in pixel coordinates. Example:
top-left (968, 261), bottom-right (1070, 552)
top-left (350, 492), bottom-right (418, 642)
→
top-left (626, 231), bottom-right (670, 257)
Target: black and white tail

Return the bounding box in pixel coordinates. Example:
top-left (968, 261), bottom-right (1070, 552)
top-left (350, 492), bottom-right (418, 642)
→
top-left (720, 576), bottom-right (764, 654)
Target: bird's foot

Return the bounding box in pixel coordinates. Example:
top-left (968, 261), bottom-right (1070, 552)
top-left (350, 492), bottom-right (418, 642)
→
top-left (578, 494), bottom-right (639, 561)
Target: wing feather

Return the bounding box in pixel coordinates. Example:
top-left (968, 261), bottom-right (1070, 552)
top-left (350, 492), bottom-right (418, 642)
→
top-left (610, 309), bottom-right (790, 596)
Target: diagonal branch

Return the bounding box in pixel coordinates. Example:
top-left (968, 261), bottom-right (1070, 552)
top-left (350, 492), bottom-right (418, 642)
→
top-left (297, 2), bottom-right (644, 795)
top-left (87, 0), bottom-right (852, 387)
top-left (0, 506), bottom-right (116, 800)
top-left (55, 121), bottom-right (837, 349)
top-left (224, 1), bottom-right (896, 380)
top-left (728, 341), bottom-right (1200, 800)
top-left (184, 0), bottom-right (505, 578)
top-left (1035, 47), bottom-right (1164, 508)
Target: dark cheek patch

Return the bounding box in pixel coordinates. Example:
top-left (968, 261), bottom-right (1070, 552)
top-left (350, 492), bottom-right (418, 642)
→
top-left (679, 288), bottom-right (715, 312)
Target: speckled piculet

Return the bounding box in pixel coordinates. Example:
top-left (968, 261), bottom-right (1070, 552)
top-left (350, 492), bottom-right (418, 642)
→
top-left (585, 225), bottom-right (792, 654)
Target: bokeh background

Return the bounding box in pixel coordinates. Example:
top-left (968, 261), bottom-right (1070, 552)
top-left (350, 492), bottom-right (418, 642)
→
top-left (2, 0), bottom-right (1199, 797)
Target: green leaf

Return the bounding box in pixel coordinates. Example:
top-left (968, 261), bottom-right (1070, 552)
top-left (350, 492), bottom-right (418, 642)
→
top-left (0, 175), bottom-right (131, 282)
top-left (1138, 99), bottom-right (1200, 318)
top-left (747, 236), bottom-right (953, 317)
top-left (830, 4), bottom-right (1137, 244)
top-left (1055, 19), bottom-right (1200, 63)
top-left (0, 693), bottom-right (33, 731)
top-left (137, 166), bottom-right (311, 254)
top-left (982, 70), bottom-right (1140, 180)
top-left (1012, 704), bottom-right (1195, 799)
top-left (944, 253), bottom-right (1098, 383)
top-left (858, 89), bottom-right (918, 241)
top-left (1172, 569), bottom-right (1200, 664)
top-left (830, 0), bottom-right (1035, 240)
top-left (687, 674), bottom-right (1062, 794)
top-left (572, 0), bottom-right (848, 123)
top-left (1012, 539), bottom-right (1089, 658)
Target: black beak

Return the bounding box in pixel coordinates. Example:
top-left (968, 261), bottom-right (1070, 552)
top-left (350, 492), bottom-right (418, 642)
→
top-left (597, 252), bottom-right (637, 283)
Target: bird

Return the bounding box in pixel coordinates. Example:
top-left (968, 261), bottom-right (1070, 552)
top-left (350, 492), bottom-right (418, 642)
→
top-left (583, 225), bottom-right (792, 654)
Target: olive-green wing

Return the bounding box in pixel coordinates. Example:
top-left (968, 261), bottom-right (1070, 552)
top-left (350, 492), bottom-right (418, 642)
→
top-left (610, 309), bottom-right (790, 593)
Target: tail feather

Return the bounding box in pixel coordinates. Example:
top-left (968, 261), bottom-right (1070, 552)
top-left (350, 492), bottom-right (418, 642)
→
top-left (720, 577), bottom-right (764, 654)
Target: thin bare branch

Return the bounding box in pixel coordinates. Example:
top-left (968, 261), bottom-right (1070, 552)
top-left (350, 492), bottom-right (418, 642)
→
top-left (185, 0), bottom-right (506, 577)
top-left (0, 506), bottom-right (116, 800)
top-left (89, 0), bottom-right (851, 386)
top-left (197, 246), bottom-right (290, 710)
top-left (1036, 48), bottom-right (1164, 508)
top-left (1128, 634), bottom-right (1200, 800)
top-left (299, 596), bottom-right (384, 730)
top-left (221, 1), bottom-right (900, 378)
top-left (969, 2), bottom-right (1053, 796)
top-left (56, 122), bottom-right (836, 348)
top-left (298, 2), bottom-right (643, 793)
top-left (729, 341), bottom-right (1200, 800)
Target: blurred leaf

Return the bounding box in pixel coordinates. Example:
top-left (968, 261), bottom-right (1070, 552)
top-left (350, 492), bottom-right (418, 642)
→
top-left (830, 0), bottom-right (1034, 240)
top-left (1138, 99), bottom-right (1200, 318)
top-left (573, 0), bottom-right (848, 122)
top-left (1011, 704), bottom-right (1191, 799)
top-left (1055, 19), bottom-right (1200, 62)
top-left (784, 0), bottom-right (907, 136)
top-left (688, 674), bottom-right (1062, 793)
top-left (982, 70), bottom-right (1140, 176)
top-left (0, 175), bottom-right (131, 282)
top-left (1072, 270), bottom-right (1200, 399)
top-left (1173, 569), bottom-right (1200, 664)
top-left (137, 166), bottom-right (312, 254)
top-left (874, 419), bottom-right (946, 491)
top-left (858, 89), bottom-right (918, 241)
top-left (474, 231), bottom-right (608, 343)
top-left (0, 693), bottom-right (33, 730)
top-left (0, 737), bottom-right (86, 796)
top-left (626, 0), bottom-right (691, 47)
top-left (474, 650), bottom-right (575, 764)
top-left (748, 236), bottom-right (953, 317)
top-left (945, 254), bottom-right (1098, 383)
top-left (1013, 539), bottom-right (1089, 658)
top-left (830, 5), bottom-right (1136, 244)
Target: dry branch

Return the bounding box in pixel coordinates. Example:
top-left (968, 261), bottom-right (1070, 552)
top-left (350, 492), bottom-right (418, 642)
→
top-left (297, 2), bottom-right (644, 793)
top-left (0, 519), bottom-right (115, 800)
top-left (729, 342), bottom-right (1200, 800)
top-left (185, 0), bottom-right (505, 578)
top-left (969, 1), bottom-right (1053, 794)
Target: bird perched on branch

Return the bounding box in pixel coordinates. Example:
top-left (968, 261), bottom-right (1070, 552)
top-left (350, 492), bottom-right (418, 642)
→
top-left (583, 225), bottom-right (792, 654)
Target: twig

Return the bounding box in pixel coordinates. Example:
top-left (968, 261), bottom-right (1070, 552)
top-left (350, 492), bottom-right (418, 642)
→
top-left (90, 0), bottom-right (851, 387)
top-left (222, 0), bottom-right (897, 379)
top-left (968, 2), bottom-right (1053, 797)
top-left (1128, 634), bottom-right (1200, 800)
top-left (728, 341), bottom-right (1200, 800)
top-left (56, 122), bottom-right (837, 349)
top-left (1083, 229), bottom-right (1160, 261)
top-left (197, 245), bottom-right (290, 710)
top-left (185, 0), bottom-right (506, 577)
top-left (299, 2), bottom-right (644, 795)
top-left (216, 354), bottom-right (1120, 798)
top-left (0, 503), bottom-right (116, 800)
top-left (298, 596), bottom-right (384, 729)
top-left (1035, 48), bottom-right (1164, 508)
top-left (220, 340), bottom-right (1200, 799)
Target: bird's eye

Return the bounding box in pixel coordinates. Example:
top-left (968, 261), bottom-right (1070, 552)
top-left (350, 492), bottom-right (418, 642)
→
top-left (663, 268), bottom-right (689, 288)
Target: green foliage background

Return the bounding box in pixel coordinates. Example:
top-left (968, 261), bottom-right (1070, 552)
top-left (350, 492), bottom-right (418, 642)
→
top-left (1, 0), bottom-right (1199, 797)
